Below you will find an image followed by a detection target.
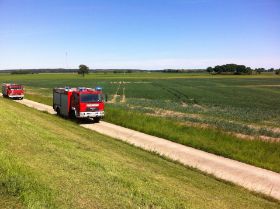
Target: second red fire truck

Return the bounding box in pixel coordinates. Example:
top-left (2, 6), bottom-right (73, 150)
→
top-left (2, 83), bottom-right (24, 99)
top-left (53, 86), bottom-right (105, 122)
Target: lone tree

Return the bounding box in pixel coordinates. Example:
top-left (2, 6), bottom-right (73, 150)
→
top-left (206, 67), bottom-right (213, 74)
top-left (78, 64), bottom-right (89, 77)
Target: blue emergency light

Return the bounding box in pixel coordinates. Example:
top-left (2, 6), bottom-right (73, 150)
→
top-left (95, 86), bottom-right (102, 91)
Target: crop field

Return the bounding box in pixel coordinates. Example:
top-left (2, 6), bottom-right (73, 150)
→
top-left (2, 97), bottom-right (280, 208)
top-left (0, 72), bottom-right (280, 173)
top-left (1, 72), bottom-right (279, 128)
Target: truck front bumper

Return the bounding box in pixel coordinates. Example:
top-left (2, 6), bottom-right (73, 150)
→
top-left (78, 111), bottom-right (104, 118)
top-left (9, 95), bottom-right (24, 98)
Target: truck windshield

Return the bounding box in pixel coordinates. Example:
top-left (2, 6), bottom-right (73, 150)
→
top-left (80, 94), bottom-right (101, 103)
top-left (10, 86), bottom-right (22, 90)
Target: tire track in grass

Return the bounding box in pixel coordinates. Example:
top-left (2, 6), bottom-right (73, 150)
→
top-left (153, 82), bottom-right (196, 104)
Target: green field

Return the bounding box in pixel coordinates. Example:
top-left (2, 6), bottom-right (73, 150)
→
top-left (1, 97), bottom-right (280, 208)
top-left (1, 72), bottom-right (279, 128)
top-left (0, 72), bottom-right (280, 173)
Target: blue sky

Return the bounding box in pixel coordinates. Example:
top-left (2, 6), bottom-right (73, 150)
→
top-left (0, 0), bottom-right (279, 69)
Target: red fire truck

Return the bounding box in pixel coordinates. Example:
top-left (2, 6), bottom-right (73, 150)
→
top-left (2, 83), bottom-right (24, 99)
top-left (53, 87), bottom-right (105, 122)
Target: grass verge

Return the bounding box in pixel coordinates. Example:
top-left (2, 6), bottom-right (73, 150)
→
top-left (0, 187), bottom-right (24, 209)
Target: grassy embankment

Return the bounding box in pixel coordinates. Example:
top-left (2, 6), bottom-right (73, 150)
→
top-left (1, 98), bottom-right (280, 208)
top-left (0, 187), bottom-right (23, 209)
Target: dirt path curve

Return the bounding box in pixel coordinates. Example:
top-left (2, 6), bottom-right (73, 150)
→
top-left (4, 96), bottom-right (280, 201)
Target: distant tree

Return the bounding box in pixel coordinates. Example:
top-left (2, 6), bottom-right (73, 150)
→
top-left (268, 68), bottom-right (274, 72)
top-left (11, 70), bottom-right (33, 75)
top-left (206, 67), bottom-right (213, 74)
top-left (213, 65), bottom-right (222, 74)
top-left (78, 64), bottom-right (89, 77)
top-left (245, 67), bottom-right (253, 75)
top-left (255, 68), bottom-right (265, 74)
top-left (207, 64), bottom-right (253, 75)
top-left (235, 65), bottom-right (246, 75)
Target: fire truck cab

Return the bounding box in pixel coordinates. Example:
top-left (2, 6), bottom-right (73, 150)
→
top-left (53, 87), bottom-right (105, 122)
top-left (2, 83), bottom-right (24, 99)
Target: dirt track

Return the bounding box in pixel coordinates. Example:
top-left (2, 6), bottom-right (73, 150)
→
top-left (4, 96), bottom-right (280, 201)
top-left (16, 99), bottom-right (56, 114)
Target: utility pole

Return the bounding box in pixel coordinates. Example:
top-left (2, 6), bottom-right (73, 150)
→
top-left (65, 52), bottom-right (68, 69)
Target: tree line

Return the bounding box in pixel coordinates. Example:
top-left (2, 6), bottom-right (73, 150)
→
top-left (4, 64), bottom-right (280, 75)
top-left (207, 64), bottom-right (280, 75)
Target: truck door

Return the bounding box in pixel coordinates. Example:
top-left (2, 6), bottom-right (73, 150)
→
top-left (73, 93), bottom-right (80, 115)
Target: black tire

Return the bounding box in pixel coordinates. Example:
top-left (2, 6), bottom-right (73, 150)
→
top-left (93, 117), bottom-right (101, 123)
top-left (70, 110), bottom-right (76, 119)
top-left (56, 107), bottom-right (61, 116)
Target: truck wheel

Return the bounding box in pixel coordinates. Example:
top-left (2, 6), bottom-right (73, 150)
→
top-left (56, 108), bottom-right (61, 116)
top-left (70, 110), bottom-right (76, 119)
top-left (94, 117), bottom-right (101, 123)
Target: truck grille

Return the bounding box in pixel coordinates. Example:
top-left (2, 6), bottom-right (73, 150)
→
top-left (86, 107), bottom-right (99, 112)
